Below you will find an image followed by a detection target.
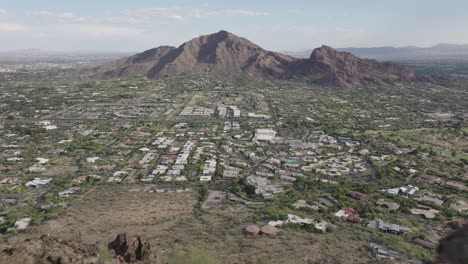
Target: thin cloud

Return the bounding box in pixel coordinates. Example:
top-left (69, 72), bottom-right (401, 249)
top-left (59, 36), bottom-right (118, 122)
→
top-left (121, 7), bottom-right (270, 21)
top-left (57, 24), bottom-right (145, 38)
top-left (0, 23), bottom-right (28, 32)
top-left (0, 8), bottom-right (7, 17)
top-left (203, 9), bottom-right (270, 18)
top-left (31, 10), bottom-right (74, 18)
top-left (266, 25), bottom-right (370, 49)
top-left (26, 7), bottom-right (270, 27)
top-left (277, 25), bottom-right (368, 39)
top-left (29, 10), bottom-right (88, 23)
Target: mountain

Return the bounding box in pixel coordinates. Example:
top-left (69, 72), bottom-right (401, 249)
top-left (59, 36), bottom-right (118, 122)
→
top-left (285, 44), bottom-right (468, 61)
top-left (96, 30), bottom-right (415, 88)
top-left (97, 30), bottom-right (295, 79)
top-left (100, 46), bottom-right (178, 77)
top-left (290, 45), bottom-right (415, 88)
top-left (338, 44), bottom-right (468, 61)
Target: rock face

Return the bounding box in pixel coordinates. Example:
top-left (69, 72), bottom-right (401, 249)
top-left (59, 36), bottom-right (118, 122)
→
top-left (0, 234), bottom-right (98, 264)
top-left (101, 46), bottom-right (177, 78)
top-left (97, 30), bottom-right (294, 80)
top-left (108, 232), bottom-right (151, 263)
top-left (0, 233), bottom-right (152, 264)
top-left (96, 30), bottom-right (416, 88)
top-left (299, 45), bottom-right (415, 88)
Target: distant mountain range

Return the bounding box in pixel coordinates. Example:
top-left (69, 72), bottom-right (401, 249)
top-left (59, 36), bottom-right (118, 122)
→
top-left (284, 44), bottom-right (468, 61)
top-left (95, 30), bottom-right (415, 88)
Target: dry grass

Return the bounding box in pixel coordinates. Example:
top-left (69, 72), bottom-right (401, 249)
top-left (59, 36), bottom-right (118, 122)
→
top-left (9, 185), bottom-right (195, 261)
top-left (7, 185), bottom-right (373, 263)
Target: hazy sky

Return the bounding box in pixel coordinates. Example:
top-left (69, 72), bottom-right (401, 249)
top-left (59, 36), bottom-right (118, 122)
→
top-left (0, 0), bottom-right (467, 52)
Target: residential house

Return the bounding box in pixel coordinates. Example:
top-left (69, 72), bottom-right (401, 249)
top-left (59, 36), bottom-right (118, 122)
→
top-left (25, 178), bottom-right (52, 187)
top-left (335, 208), bottom-right (361, 223)
top-left (450, 200), bottom-right (468, 212)
top-left (418, 194), bottom-right (444, 206)
top-left (410, 207), bottom-right (440, 219)
top-left (413, 239), bottom-right (437, 250)
top-left (367, 219), bottom-right (411, 235)
top-left (376, 199), bottom-right (400, 211)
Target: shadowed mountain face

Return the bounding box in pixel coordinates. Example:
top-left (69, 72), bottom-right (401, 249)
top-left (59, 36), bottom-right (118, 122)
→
top-left (96, 30), bottom-right (415, 88)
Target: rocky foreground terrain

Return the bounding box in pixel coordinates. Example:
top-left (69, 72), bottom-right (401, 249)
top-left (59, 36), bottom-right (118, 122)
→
top-left (0, 232), bottom-right (151, 264)
top-left (2, 226), bottom-right (467, 264)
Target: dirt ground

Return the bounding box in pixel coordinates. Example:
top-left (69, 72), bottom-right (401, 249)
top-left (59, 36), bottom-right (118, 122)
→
top-left (5, 185), bottom-right (374, 263)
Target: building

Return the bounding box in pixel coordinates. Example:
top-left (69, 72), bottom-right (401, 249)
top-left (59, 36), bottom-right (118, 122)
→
top-left (218, 106), bottom-right (227, 117)
top-left (247, 113), bottom-right (271, 119)
top-left (223, 166), bottom-right (241, 179)
top-left (369, 243), bottom-right (409, 261)
top-left (376, 199), bottom-right (400, 211)
top-left (442, 181), bottom-right (466, 191)
top-left (202, 159), bottom-right (217, 177)
top-left (367, 219), bottom-right (411, 235)
top-left (449, 200), bottom-right (468, 212)
top-left (347, 191), bottom-right (377, 202)
top-left (418, 195), bottom-right (444, 206)
top-left (413, 239), bottom-right (437, 250)
top-left (179, 107), bottom-right (214, 116)
top-left (335, 208), bottom-right (361, 223)
top-left (292, 200), bottom-right (319, 210)
top-left (0, 177), bottom-right (20, 185)
top-left (247, 176), bottom-right (283, 198)
top-left (314, 221), bottom-right (332, 232)
top-left (253, 129), bottom-right (277, 142)
top-left (227, 106), bottom-right (240, 117)
top-left (59, 187), bottom-right (81, 197)
top-left (410, 207), bottom-right (440, 219)
top-left (200, 176), bottom-right (212, 182)
top-left (25, 177), bottom-right (52, 188)
top-left (382, 185), bottom-right (419, 198)
top-left (14, 218), bottom-right (31, 230)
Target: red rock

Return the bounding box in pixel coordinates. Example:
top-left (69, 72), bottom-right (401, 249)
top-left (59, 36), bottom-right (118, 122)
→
top-left (299, 45), bottom-right (415, 88)
top-left (108, 232), bottom-right (151, 263)
top-left (96, 30), bottom-right (415, 88)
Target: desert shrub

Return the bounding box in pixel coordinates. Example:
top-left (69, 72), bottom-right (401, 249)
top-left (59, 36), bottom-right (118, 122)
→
top-left (98, 245), bottom-right (113, 261)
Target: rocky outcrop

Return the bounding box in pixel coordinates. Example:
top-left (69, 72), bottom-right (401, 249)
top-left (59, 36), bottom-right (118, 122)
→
top-left (108, 232), bottom-right (151, 263)
top-left (0, 233), bottom-right (152, 264)
top-left (0, 234), bottom-right (98, 264)
top-left (96, 30), bottom-right (416, 88)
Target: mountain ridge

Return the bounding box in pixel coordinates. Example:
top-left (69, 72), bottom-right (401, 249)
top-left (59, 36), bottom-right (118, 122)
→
top-left (95, 30), bottom-right (416, 88)
top-left (284, 44), bottom-right (468, 60)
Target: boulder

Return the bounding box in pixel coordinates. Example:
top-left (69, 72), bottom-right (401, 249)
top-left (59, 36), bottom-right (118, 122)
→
top-left (108, 232), bottom-right (151, 263)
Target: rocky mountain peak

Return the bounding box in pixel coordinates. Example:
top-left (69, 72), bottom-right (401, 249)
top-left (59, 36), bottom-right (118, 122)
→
top-left (95, 31), bottom-right (417, 88)
top-left (310, 45), bottom-right (340, 59)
